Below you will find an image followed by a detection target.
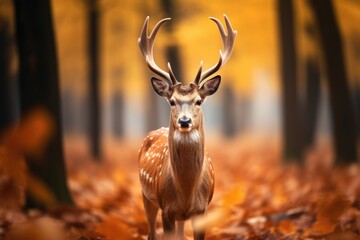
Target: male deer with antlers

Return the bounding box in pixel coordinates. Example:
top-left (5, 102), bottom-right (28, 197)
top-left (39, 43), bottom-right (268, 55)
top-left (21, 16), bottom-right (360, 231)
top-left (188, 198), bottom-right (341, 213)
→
top-left (138, 15), bottom-right (236, 240)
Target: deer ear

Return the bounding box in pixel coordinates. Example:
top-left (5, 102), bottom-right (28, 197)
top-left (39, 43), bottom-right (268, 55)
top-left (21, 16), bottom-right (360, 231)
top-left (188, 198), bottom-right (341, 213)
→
top-left (200, 75), bottom-right (221, 97)
top-left (151, 77), bottom-right (172, 97)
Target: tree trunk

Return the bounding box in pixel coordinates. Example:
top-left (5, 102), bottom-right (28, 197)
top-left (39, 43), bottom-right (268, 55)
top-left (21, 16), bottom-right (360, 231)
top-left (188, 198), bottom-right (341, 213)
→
top-left (160, 0), bottom-right (183, 82)
top-left (222, 84), bottom-right (237, 137)
top-left (111, 90), bottom-right (124, 138)
top-left (309, 0), bottom-right (358, 164)
top-left (0, 18), bottom-right (15, 133)
top-left (355, 86), bottom-right (360, 140)
top-left (301, 58), bottom-right (320, 150)
top-left (14, 0), bottom-right (73, 207)
top-left (87, 0), bottom-right (101, 160)
top-left (277, 0), bottom-right (302, 163)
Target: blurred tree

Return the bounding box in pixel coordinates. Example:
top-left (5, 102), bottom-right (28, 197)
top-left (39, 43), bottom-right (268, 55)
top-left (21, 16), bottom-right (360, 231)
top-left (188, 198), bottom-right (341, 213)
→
top-left (111, 90), bottom-right (124, 138)
top-left (222, 84), bottom-right (237, 137)
top-left (350, 35), bottom-right (360, 140)
top-left (301, 58), bottom-right (320, 150)
top-left (356, 86), bottom-right (360, 139)
top-left (160, 0), bottom-right (183, 82)
top-left (14, 0), bottom-right (73, 207)
top-left (0, 18), bottom-right (14, 133)
top-left (62, 88), bottom-right (77, 133)
top-left (86, 0), bottom-right (102, 160)
top-left (309, 0), bottom-right (358, 164)
top-left (277, 0), bottom-right (302, 163)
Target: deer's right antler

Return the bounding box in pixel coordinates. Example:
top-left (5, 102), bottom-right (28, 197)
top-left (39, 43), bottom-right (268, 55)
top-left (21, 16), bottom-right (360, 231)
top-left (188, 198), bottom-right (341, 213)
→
top-left (138, 17), bottom-right (179, 86)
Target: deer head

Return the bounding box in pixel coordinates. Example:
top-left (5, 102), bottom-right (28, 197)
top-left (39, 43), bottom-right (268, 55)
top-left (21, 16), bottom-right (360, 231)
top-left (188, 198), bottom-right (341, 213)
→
top-left (138, 14), bottom-right (237, 133)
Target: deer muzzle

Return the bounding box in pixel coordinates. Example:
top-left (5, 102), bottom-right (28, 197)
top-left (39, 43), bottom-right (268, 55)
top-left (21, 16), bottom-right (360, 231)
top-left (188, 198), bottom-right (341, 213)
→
top-left (178, 118), bottom-right (192, 132)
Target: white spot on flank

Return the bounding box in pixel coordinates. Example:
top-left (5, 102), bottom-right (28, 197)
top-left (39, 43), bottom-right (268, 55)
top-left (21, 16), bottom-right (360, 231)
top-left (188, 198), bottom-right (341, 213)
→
top-left (150, 137), bottom-right (153, 141)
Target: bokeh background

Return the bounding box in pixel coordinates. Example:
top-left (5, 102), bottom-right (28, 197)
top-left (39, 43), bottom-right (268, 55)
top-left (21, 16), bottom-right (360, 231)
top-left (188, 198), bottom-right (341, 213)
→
top-left (1, 0), bottom-right (359, 153)
top-left (1, 0), bottom-right (360, 239)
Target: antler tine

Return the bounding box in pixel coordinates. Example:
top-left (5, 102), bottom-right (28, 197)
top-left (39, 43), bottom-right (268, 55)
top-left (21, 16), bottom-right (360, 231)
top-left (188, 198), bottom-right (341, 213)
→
top-left (138, 17), bottom-right (173, 84)
top-left (194, 61), bottom-right (204, 85)
top-left (167, 63), bottom-right (180, 85)
top-left (198, 14), bottom-right (237, 85)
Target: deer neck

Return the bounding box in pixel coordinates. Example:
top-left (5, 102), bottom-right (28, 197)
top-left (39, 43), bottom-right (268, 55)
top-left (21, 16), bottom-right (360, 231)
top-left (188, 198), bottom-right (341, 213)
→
top-left (168, 116), bottom-right (205, 201)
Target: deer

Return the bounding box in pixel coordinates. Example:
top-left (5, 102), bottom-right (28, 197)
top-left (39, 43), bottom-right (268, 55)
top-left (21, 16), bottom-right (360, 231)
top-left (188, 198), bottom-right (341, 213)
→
top-left (138, 14), bottom-right (236, 240)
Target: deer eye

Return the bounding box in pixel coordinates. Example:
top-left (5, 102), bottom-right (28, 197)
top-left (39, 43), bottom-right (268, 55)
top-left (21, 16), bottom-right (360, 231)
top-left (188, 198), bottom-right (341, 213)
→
top-left (195, 100), bottom-right (202, 106)
top-left (169, 99), bottom-right (176, 106)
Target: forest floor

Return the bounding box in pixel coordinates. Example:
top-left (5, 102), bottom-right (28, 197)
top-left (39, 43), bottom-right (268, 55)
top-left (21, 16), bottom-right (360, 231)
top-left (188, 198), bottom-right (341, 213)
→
top-left (1, 135), bottom-right (360, 240)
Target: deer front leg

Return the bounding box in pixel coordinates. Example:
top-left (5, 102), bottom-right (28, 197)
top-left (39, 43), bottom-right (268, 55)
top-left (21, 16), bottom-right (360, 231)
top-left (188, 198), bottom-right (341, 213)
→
top-left (142, 193), bottom-right (159, 240)
top-left (192, 212), bottom-right (206, 240)
top-left (161, 212), bottom-right (175, 238)
top-left (193, 230), bottom-right (205, 240)
top-left (176, 221), bottom-right (185, 240)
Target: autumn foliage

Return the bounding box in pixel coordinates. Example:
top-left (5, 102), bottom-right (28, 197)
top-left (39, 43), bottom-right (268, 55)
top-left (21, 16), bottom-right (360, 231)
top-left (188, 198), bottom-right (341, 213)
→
top-left (1, 123), bottom-right (360, 240)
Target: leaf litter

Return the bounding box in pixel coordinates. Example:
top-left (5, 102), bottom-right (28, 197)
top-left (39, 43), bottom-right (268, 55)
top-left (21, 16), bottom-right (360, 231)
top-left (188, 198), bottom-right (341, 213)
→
top-left (0, 130), bottom-right (359, 239)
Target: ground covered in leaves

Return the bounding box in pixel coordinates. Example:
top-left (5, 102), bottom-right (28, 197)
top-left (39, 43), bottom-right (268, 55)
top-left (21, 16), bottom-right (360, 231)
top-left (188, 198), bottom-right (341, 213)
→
top-left (1, 135), bottom-right (360, 240)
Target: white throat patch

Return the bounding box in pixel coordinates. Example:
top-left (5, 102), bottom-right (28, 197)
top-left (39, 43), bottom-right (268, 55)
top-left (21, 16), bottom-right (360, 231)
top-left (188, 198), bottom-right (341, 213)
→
top-left (174, 130), bottom-right (200, 144)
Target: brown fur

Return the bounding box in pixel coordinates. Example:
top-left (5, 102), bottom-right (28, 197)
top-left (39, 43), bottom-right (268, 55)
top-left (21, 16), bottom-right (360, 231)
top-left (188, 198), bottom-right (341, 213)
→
top-left (138, 87), bottom-right (215, 240)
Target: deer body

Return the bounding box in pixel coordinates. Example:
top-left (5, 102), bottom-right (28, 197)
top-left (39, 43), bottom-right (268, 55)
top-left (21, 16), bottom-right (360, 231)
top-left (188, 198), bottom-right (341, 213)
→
top-left (138, 15), bottom-right (236, 240)
top-left (139, 125), bottom-right (214, 220)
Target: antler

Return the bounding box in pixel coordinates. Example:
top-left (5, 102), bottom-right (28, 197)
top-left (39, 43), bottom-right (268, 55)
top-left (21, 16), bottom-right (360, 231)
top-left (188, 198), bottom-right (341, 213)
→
top-left (194, 14), bottom-right (237, 86)
top-left (138, 17), bottom-right (179, 85)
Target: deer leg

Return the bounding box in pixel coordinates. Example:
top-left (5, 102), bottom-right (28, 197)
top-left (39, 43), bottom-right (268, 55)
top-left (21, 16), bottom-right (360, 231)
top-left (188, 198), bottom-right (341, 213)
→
top-left (176, 221), bottom-right (185, 240)
top-left (142, 193), bottom-right (159, 240)
top-left (193, 231), bottom-right (205, 240)
top-left (192, 213), bottom-right (206, 240)
top-left (161, 212), bottom-right (175, 238)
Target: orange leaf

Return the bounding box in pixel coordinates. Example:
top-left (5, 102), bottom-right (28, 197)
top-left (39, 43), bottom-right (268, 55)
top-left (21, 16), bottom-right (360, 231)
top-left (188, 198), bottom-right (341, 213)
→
top-left (278, 220), bottom-right (297, 234)
top-left (306, 192), bottom-right (351, 236)
top-left (220, 183), bottom-right (247, 208)
top-left (317, 193), bottom-right (351, 223)
top-left (96, 216), bottom-right (133, 240)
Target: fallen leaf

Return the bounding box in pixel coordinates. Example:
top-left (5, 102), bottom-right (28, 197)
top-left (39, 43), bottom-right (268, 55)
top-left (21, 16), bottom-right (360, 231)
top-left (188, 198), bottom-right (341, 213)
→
top-left (306, 192), bottom-right (351, 236)
top-left (219, 183), bottom-right (247, 208)
top-left (277, 219), bottom-right (297, 234)
top-left (192, 208), bottom-right (229, 232)
top-left (96, 216), bottom-right (133, 240)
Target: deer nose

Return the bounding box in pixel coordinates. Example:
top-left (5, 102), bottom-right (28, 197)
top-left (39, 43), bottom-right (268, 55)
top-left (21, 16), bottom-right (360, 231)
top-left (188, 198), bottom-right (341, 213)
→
top-left (178, 118), bottom-right (192, 128)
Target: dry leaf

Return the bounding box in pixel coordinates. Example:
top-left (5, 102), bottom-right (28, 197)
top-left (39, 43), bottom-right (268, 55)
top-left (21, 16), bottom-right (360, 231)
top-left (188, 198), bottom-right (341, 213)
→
top-left (96, 216), bottom-right (133, 240)
top-left (7, 217), bottom-right (65, 240)
top-left (219, 183), bottom-right (247, 208)
top-left (306, 193), bottom-right (351, 236)
top-left (0, 147), bottom-right (27, 209)
top-left (277, 220), bottom-right (297, 234)
top-left (192, 208), bottom-right (230, 232)
top-left (317, 193), bottom-right (351, 223)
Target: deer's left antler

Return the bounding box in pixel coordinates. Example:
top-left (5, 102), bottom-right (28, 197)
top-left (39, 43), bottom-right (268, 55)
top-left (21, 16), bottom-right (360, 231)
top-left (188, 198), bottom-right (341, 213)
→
top-left (194, 14), bottom-right (237, 86)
